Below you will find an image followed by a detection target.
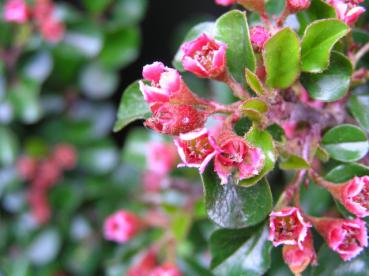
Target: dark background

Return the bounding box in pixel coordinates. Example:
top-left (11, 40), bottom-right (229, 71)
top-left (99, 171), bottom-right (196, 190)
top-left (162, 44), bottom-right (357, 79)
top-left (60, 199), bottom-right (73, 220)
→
top-left (114, 0), bottom-right (225, 143)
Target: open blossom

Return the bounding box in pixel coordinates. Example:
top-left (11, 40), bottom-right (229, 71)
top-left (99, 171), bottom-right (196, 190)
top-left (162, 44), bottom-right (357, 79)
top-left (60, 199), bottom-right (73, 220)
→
top-left (145, 103), bottom-right (207, 136)
top-left (250, 26), bottom-right (270, 52)
top-left (174, 128), bottom-right (216, 173)
top-left (286, 0), bottom-right (311, 12)
top-left (311, 217), bottom-right (368, 261)
top-left (282, 231), bottom-right (317, 275)
top-left (215, 0), bottom-right (237, 6)
top-left (147, 142), bottom-right (177, 176)
top-left (103, 210), bottom-right (142, 244)
top-left (211, 130), bottom-right (264, 184)
top-left (269, 207), bottom-right (312, 248)
top-left (324, 176), bottom-right (369, 218)
top-left (4, 0), bottom-right (28, 23)
top-left (181, 33), bottom-right (227, 79)
top-left (327, 0), bottom-right (365, 25)
top-left (150, 264), bottom-right (182, 276)
top-left (139, 62), bottom-right (199, 105)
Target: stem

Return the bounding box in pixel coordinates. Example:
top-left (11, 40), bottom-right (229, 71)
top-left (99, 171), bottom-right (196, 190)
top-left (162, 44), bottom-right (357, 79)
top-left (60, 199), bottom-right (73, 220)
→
top-left (354, 42), bottom-right (369, 66)
top-left (309, 170), bottom-right (342, 196)
top-left (222, 70), bottom-right (250, 100)
top-left (207, 100), bottom-right (241, 114)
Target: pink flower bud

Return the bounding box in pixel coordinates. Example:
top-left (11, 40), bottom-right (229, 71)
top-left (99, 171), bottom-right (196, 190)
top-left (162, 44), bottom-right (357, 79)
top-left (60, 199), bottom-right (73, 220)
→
top-left (52, 144), bottom-right (77, 170)
top-left (269, 207), bottom-right (312, 248)
top-left (145, 103), bottom-right (207, 136)
top-left (33, 159), bottom-right (61, 188)
top-left (212, 130), bottom-right (265, 184)
top-left (142, 171), bottom-right (165, 193)
top-left (215, 0), bottom-right (237, 6)
top-left (150, 263), bottom-right (182, 276)
top-left (40, 17), bottom-right (65, 43)
top-left (181, 33), bottom-right (227, 79)
top-left (103, 210), bottom-right (142, 244)
top-left (286, 0), bottom-right (311, 12)
top-left (311, 217), bottom-right (368, 261)
top-left (127, 250), bottom-right (157, 276)
top-left (4, 0), bottom-right (28, 23)
top-left (250, 26), bottom-right (270, 52)
top-left (344, 6), bottom-right (365, 25)
top-left (327, 0), bottom-right (365, 25)
top-left (282, 231), bottom-right (317, 275)
top-left (32, 0), bottom-right (53, 24)
top-left (28, 188), bottom-right (51, 224)
top-left (140, 62), bottom-right (200, 105)
top-left (147, 142), bottom-right (177, 176)
top-left (324, 176), bottom-right (369, 218)
top-left (174, 128), bottom-right (216, 173)
top-left (16, 156), bottom-right (38, 181)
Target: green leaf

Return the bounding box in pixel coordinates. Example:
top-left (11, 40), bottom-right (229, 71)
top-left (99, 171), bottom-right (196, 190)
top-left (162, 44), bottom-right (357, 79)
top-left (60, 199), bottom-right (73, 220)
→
top-left (322, 124), bottom-right (369, 162)
top-left (170, 211), bottom-right (192, 242)
top-left (312, 244), bottom-right (369, 276)
top-left (0, 127), bottom-right (18, 166)
top-left (240, 126), bottom-right (276, 186)
top-left (263, 28), bottom-right (300, 89)
top-left (348, 94), bottom-right (369, 132)
top-left (21, 50), bottom-right (53, 83)
top-left (239, 98), bottom-right (268, 123)
top-left (297, 0), bottom-right (337, 32)
top-left (300, 19), bottom-right (349, 73)
top-left (111, 0), bottom-right (148, 26)
top-left (201, 164), bottom-right (273, 229)
top-left (325, 163), bottom-right (369, 183)
top-left (210, 224), bottom-right (272, 276)
top-left (99, 27), bottom-right (140, 70)
top-left (215, 10), bottom-right (256, 84)
top-left (82, 0), bottom-right (111, 14)
top-left (279, 154), bottom-right (310, 170)
top-left (301, 51), bottom-right (353, 102)
top-left (245, 69), bottom-right (265, 96)
top-left (173, 22), bottom-right (215, 71)
top-left (113, 81), bottom-right (151, 132)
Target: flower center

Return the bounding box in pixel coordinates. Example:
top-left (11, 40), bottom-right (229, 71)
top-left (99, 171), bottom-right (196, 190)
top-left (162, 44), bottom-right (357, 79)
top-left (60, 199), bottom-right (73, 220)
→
top-left (194, 43), bottom-right (216, 71)
top-left (274, 216), bottom-right (299, 241)
top-left (339, 225), bottom-right (361, 251)
top-left (352, 183), bottom-right (369, 210)
top-left (186, 137), bottom-right (213, 160)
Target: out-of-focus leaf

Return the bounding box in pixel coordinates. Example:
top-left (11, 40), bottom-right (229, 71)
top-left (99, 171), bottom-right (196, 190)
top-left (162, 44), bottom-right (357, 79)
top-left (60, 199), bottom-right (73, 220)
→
top-left (301, 51), bottom-right (352, 102)
top-left (21, 50), bottom-right (53, 83)
top-left (79, 62), bottom-right (118, 99)
top-left (82, 0), bottom-right (112, 14)
top-left (348, 93), bottom-right (369, 132)
top-left (322, 124), bottom-right (369, 162)
top-left (279, 154), bottom-right (310, 170)
top-left (114, 81), bottom-right (151, 132)
top-left (215, 10), bottom-right (256, 85)
top-left (0, 126), bottom-right (18, 166)
top-left (300, 19), bottom-right (348, 72)
top-left (111, 0), bottom-right (148, 26)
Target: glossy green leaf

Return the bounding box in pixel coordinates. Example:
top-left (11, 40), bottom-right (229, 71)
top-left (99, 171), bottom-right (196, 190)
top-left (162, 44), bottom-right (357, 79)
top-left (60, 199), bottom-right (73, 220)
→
top-left (99, 27), bottom-right (140, 69)
top-left (325, 163), bottom-right (369, 183)
top-left (312, 244), bottom-right (369, 276)
top-left (322, 124), bottom-right (369, 162)
top-left (113, 81), bottom-right (151, 132)
top-left (297, 0), bottom-right (337, 32)
top-left (301, 19), bottom-right (349, 72)
top-left (301, 51), bottom-right (353, 102)
top-left (245, 69), bottom-right (265, 95)
top-left (173, 22), bottom-right (215, 71)
top-left (263, 28), bottom-right (300, 89)
top-left (301, 180), bottom-right (332, 217)
top-left (0, 127), bottom-right (18, 166)
top-left (279, 154), bottom-right (310, 170)
top-left (215, 10), bottom-right (256, 84)
top-left (239, 98), bottom-right (268, 123)
top-left (210, 224), bottom-right (272, 276)
top-left (82, 0), bottom-right (111, 14)
top-left (240, 126), bottom-right (276, 186)
top-left (201, 164), bottom-right (273, 229)
top-left (348, 94), bottom-right (369, 132)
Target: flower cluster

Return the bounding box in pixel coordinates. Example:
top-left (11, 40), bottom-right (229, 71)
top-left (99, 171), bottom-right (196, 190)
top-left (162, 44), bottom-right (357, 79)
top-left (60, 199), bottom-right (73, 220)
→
top-left (3, 0), bottom-right (65, 42)
top-left (17, 144), bottom-right (77, 224)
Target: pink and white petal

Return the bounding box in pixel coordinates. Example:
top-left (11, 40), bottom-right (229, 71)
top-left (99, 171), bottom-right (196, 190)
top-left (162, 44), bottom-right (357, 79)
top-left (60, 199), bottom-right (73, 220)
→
top-left (214, 157), bottom-right (231, 184)
top-left (142, 62), bottom-right (166, 82)
top-left (182, 56), bottom-right (209, 78)
top-left (199, 151), bottom-right (216, 173)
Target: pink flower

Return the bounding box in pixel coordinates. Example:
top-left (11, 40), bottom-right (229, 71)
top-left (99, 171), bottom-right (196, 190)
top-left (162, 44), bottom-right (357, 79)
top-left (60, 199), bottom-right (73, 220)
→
top-left (127, 250), bottom-right (157, 276)
top-left (281, 121), bottom-right (298, 139)
top-left (32, 159), bottom-right (61, 188)
top-left (181, 33), bottom-right (227, 79)
top-left (269, 207), bottom-right (312, 248)
top-left (324, 176), bottom-right (369, 218)
top-left (142, 171), bottom-right (165, 193)
top-left (174, 128), bottom-right (216, 173)
top-left (327, 0), bottom-right (365, 25)
top-left (150, 264), bottom-right (182, 276)
top-left (211, 130), bottom-right (264, 184)
top-left (28, 188), bottom-right (51, 225)
top-left (300, 87), bottom-right (325, 109)
top-left (52, 144), bottom-right (77, 170)
top-left (250, 26), bottom-right (270, 52)
top-left (103, 210), bottom-right (142, 244)
top-left (40, 17), bottom-right (65, 43)
top-left (32, 0), bottom-right (53, 24)
top-left (282, 231), bottom-right (317, 275)
top-left (147, 142), bottom-right (177, 176)
top-left (16, 156), bottom-right (38, 181)
top-left (139, 62), bottom-right (199, 105)
top-left (3, 0), bottom-right (28, 23)
top-left (311, 217), bottom-right (368, 261)
top-left (286, 0), bottom-right (311, 12)
top-left (215, 0), bottom-right (237, 6)
top-left (145, 103), bottom-right (207, 136)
